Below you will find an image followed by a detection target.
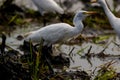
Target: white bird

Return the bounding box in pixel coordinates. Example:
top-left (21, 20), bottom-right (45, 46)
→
top-left (31, 0), bottom-right (64, 15)
top-left (24, 10), bottom-right (96, 47)
top-left (91, 0), bottom-right (120, 37)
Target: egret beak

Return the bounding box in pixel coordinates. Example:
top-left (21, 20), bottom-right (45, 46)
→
top-left (91, 0), bottom-right (97, 3)
top-left (84, 11), bottom-right (97, 15)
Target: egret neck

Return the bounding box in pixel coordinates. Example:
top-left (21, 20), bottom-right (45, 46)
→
top-left (100, 0), bottom-right (116, 27)
top-left (72, 13), bottom-right (84, 36)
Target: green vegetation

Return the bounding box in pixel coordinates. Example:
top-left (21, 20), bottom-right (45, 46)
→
top-left (94, 61), bottom-right (117, 80)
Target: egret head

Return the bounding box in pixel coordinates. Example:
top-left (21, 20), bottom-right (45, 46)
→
top-left (73, 10), bottom-right (97, 24)
top-left (75, 11), bottom-right (88, 20)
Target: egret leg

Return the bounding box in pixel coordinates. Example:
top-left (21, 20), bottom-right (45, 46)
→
top-left (42, 45), bottom-right (54, 74)
top-left (0, 33), bottom-right (6, 54)
top-left (44, 53), bottom-right (54, 74)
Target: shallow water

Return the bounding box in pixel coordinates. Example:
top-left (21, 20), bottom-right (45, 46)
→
top-left (60, 43), bottom-right (120, 73)
top-left (1, 23), bottom-right (119, 74)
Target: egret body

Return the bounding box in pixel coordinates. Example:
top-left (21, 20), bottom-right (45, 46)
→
top-left (32, 0), bottom-right (64, 15)
top-left (25, 11), bottom-right (96, 46)
top-left (91, 0), bottom-right (120, 37)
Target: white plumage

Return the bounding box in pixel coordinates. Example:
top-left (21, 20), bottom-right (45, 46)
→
top-left (92, 0), bottom-right (120, 37)
top-left (25, 11), bottom-right (96, 46)
top-left (32, 0), bottom-right (64, 15)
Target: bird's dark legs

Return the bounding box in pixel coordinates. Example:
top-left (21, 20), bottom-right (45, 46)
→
top-left (0, 33), bottom-right (6, 62)
top-left (43, 53), bottom-right (54, 74)
top-left (0, 33), bottom-right (6, 54)
top-left (42, 45), bottom-right (54, 74)
top-left (43, 45), bottom-right (52, 57)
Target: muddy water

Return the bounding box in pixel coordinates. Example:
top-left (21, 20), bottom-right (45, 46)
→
top-left (1, 23), bottom-right (119, 73)
top-left (60, 43), bottom-right (120, 73)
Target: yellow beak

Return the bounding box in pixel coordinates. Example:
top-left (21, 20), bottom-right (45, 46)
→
top-left (84, 11), bottom-right (97, 15)
top-left (91, 0), bottom-right (97, 3)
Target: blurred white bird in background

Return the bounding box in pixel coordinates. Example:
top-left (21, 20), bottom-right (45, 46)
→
top-left (91, 0), bottom-right (120, 37)
top-left (24, 10), bottom-right (96, 47)
top-left (31, 0), bottom-right (64, 15)
top-left (31, 0), bottom-right (64, 26)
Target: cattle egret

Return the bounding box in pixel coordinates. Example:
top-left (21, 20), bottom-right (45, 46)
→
top-left (31, 0), bottom-right (64, 15)
top-left (91, 0), bottom-right (120, 37)
top-left (24, 10), bottom-right (96, 46)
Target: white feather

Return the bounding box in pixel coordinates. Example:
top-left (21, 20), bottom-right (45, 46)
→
top-left (96, 0), bottom-right (120, 37)
top-left (32, 0), bottom-right (64, 15)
